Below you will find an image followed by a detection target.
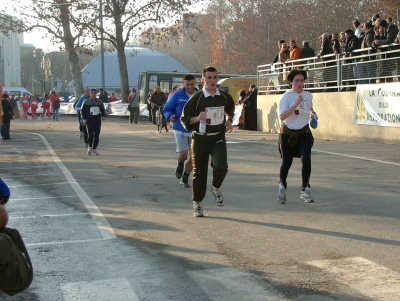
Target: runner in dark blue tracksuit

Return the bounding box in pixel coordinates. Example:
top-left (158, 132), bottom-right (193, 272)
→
top-left (81, 88), bottom-right (106, 156)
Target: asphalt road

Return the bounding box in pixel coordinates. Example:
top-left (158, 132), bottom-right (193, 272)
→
top-left (1, 116), bottom-right (400, 301)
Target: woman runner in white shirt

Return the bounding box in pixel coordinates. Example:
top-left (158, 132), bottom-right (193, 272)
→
top-left (278, 69), bottom-right (317, 204)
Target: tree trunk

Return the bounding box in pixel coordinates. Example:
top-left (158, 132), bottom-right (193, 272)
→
top-left (60, 4), bottom-right (83, 98)
top-left (114, 13), bottom-right (129, 103)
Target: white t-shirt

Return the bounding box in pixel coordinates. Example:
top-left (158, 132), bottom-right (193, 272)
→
top-left (279, 89), bottom-right (313, 130)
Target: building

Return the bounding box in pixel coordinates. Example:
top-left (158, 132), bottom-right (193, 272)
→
top-left (77, 45), bottom-right (188, 93)
top-left (0, 14), bottom-right (22, 87)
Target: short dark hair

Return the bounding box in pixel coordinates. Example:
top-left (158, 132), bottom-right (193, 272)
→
top-left (202, 66), bottom-right (217, 77)
top-left (365, 21), bottom-right (373, 29)
top-left (184, 74), bottom-right (195, 81)
top-left (286, 69), bottom-right (307, 83)
top-left (388, 17), bottom-right (393, 22)
top-left (353, 20), bottom-right (360, 27)
top-left (345, 29), bottom-right (354, 36)
top-left (278, 39), bottom-right (285, 44)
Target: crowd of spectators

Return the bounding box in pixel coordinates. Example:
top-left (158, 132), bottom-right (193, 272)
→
top-left (269, 14), bottom-right (400, 90)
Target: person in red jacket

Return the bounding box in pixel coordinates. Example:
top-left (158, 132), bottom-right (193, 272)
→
top-left (30, 95), bottom-right (39, 120)
top-left (20, 95), bottom-right (29, 119)
top-left (49, 91), bottom-right (61, 121)
top-left (41, 92), bottom-right (51, 119)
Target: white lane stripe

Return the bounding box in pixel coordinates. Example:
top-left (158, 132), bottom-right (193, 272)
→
top-left (11, 213), bottom-right (90, 219)
top-left (3, 173), bottom-right (61, 178)
top-left (26, 131), bottom-right (116, 240)
top-left (27, 238), bottom-right (110, 247)
top-left (313, 149), bottom-right (400, 167)
top-left (8, 182), bottom-right (70, 187)
top-left (308, 257), bottom-right (400, 300)
top-left (12, 195), bottom-right (78, 201)
top-left (0, 165), bottom-right (58, 170)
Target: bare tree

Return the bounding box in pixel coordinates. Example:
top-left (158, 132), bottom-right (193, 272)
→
top-left (85, 0), bottom-right (202, 102)
top-left (0, 0), bottom-right (98, 98)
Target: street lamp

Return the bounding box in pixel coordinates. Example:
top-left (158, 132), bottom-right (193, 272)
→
top-left (267, 18), bottom-right (270, 63)
top-left (100, 0), bottom-right (105, 90)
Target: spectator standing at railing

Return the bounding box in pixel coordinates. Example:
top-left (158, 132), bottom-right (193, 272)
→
top-left (98, 88), bottom-right (109, 104)
top-left (300, 41), bottom-right (315, 60)
top-left (361, 21), bottom-right (377, 84)
top-left (278, 43), bottom-right (290, 89)
top-left (344, 29), bottom-right (364, 85)
top-left (373, 19), bottom-right (399, 83)
top-left (353, 20), bottom-right (363, 39)
top-left (318, 33), bottom-right (336, 91)
top-left (270, 39), bottom-right (286, 65)
top-left (332, 33), bottom-right (341, 54)
top-left (288, 40), bottom-right (302, 65)
top-left (372, 14), bottom-right (380, 25)
top-left (301, 41), bottom-right (316, 88)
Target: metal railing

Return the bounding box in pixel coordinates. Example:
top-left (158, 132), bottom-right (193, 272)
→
top-left (258, 44), bottom-right (400, 94)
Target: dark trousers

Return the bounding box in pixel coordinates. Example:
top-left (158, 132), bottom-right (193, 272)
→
top-left (151, 106), bottom-right (167, 127)
top-left (86, 123), bottom-right (101, 149)
top-left (1, 120), bottom-right (10, 139)
top-left (279, 132), bottom-right (313, 189)
top-left (129, 107), bottom-right (140, 124)
top-left (191, 138), bottom-right (228, 202)
top-left (77, 111), bottom-right (88, 143)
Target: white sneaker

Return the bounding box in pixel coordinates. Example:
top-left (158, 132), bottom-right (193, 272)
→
top-left (300, 187), bottom-right (314, 203)
top-left (193, 201), bottom-right (204, 217)
top-left (92, 149), bottom-right (99, 156)
top-left (87, 147), bottom-right (92, 155)
top-left (278, 184), bottom-right (286, 204)
top-left (211, 187), bottom-right (224, 207)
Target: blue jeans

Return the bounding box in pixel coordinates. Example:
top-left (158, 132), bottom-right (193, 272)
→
top-left (52, 108), bottom-right (59, 121)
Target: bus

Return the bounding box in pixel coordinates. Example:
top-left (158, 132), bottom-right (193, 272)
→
top-left (137, 71), bottom-right (256, 102)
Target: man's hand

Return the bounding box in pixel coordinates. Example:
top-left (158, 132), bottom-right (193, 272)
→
top-left (170, 114), bottom-right (176, 122)
top-left (225, 119), bottom-right (233, 133)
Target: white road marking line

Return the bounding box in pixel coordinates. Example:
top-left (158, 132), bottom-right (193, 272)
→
top-left (313, 149), bottom-right (400, 167)
top-left (308, 257), bottom-right (400, 301)
top-left (11, 213), bottom-right (90, 219)
top-left (11, 195), bottom-right (78, 201)
top-left (188, 267), bottom-right (285, 301)
top-left (26, 131), bottom-right (116, 240)
top-left (0, 164), bottom-right (58, 170)
top-left (8, 182), bottom-right (70, 187)
top-left (62, 278), bottom-right (139, 301)
top-left (3, 172), bottom-right (61, 178)
top-left (27, 238), bottom-right (110, 247)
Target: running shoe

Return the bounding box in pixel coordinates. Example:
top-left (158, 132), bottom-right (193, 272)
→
top-left (211, 187), bottom-right (224, 207)
top-left (278, 184), bottom-right (286, 204)
top-left (175, 165), bottom-right (184, 179)
top-left (300, 187), bottom-right (314, 203)
top-left (87, 147), bottom-right (92, 155)
top-left (92, 149), bottom-right (99, 156)
top-left (180, 174), bottom-right (190, 188)
top-left (193, 201), bottom-right (204, 217)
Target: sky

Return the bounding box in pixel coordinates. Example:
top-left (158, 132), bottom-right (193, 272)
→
top-left (5, 0), bottom-right (208, 51)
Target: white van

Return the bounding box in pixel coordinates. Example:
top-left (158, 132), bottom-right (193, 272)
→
top-left (2, 87), bottom-right (32, 97)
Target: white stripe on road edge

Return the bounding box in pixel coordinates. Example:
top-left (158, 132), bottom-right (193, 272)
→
top-left (308, 257), bottom-right (400, 300)
top-left (11, 195), bottom-right (78, 201)
top-left (312, 149), bottom-right (400, 167)
top-left (28, 132), bottom-right (116, 240)
top-left (11, 213), bottom-right (90, 219)
top-left (27, 238), bottom-right (110, 247)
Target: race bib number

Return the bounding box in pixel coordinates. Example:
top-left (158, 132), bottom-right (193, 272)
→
top-left (90, 106), bottom-right (100, 115)
top-left (206, 106), bottom-right (224, 125)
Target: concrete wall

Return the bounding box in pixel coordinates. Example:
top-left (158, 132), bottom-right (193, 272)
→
top-left (257, 91), bottom-right (400, 144)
